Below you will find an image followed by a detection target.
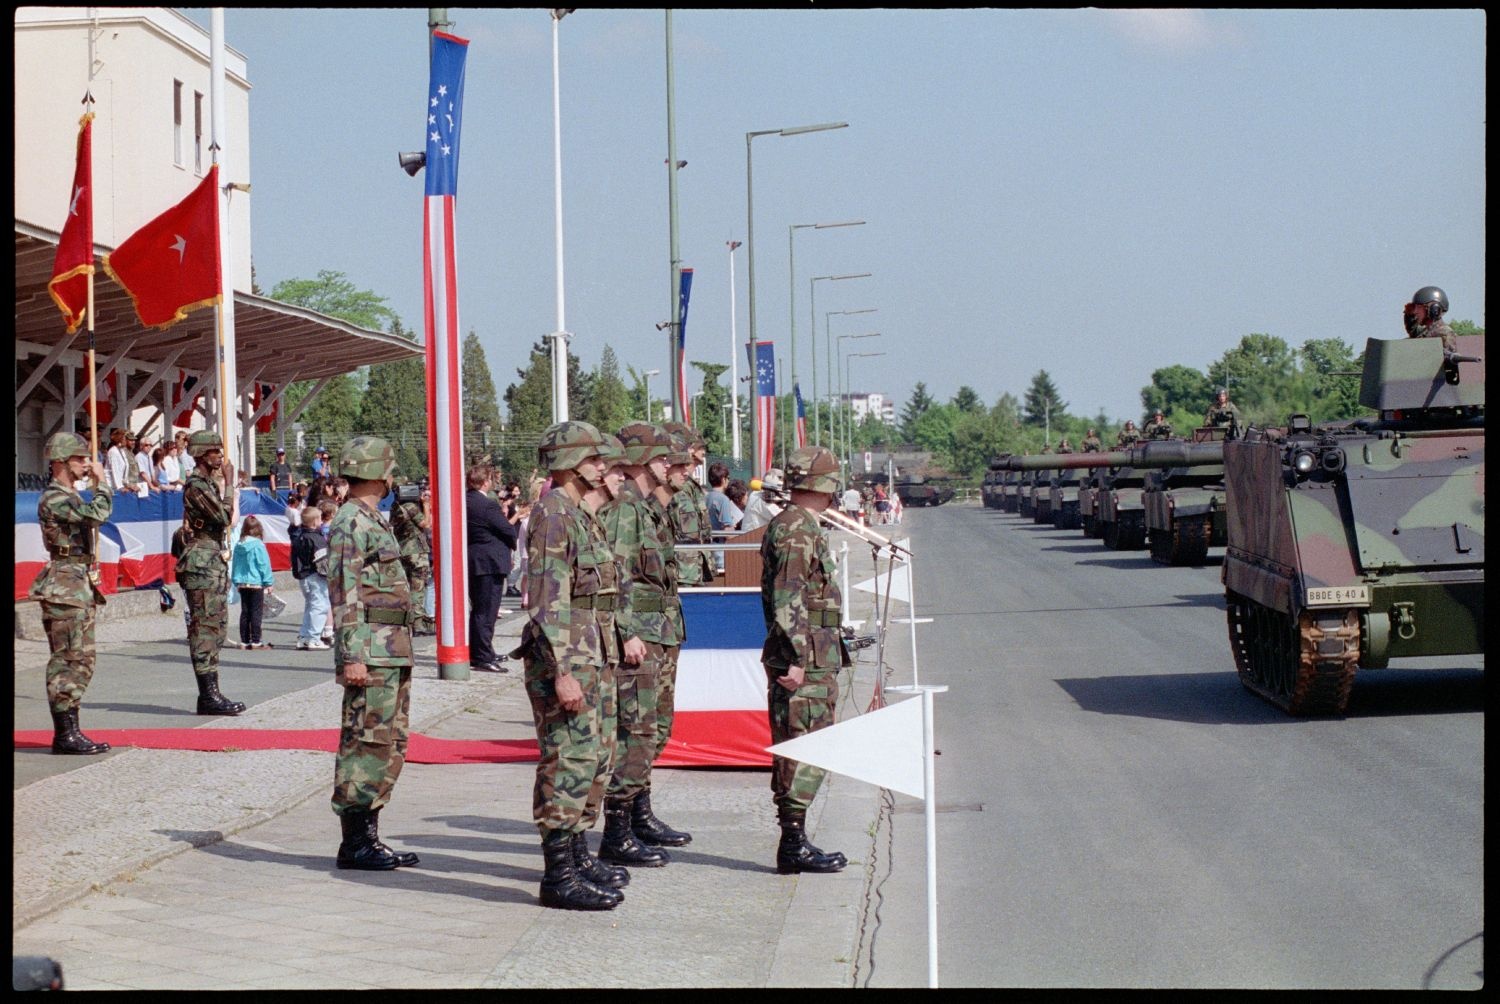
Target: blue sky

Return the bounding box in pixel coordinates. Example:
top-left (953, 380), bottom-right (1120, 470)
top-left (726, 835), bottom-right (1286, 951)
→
top-left (181, 8), bottom-right (1486, 424)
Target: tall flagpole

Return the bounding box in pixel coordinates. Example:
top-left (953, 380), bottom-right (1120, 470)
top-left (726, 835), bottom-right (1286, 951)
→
top-left (209, 9), bottom-right (239, 495)
top-left (85, 12), bottom-right (101, 588)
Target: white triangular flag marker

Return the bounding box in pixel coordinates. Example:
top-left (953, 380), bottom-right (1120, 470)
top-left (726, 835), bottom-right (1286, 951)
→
top-left (853, 556), bottom-right (912, 602)
top-left (767, 696), bottom-right (924, 799)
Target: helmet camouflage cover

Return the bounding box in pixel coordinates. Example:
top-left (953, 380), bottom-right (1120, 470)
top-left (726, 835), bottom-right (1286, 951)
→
top-left (617, 422), bottom-right (686, 466)
top-left (599, 432), bottom-right (627, 467)
top-left (785, 446), bottom-right (841, 494)
top-left (187, 429), bottom-right (224, 457)
top-left (536, 420), bottom-right (607, 472)
top-left (46, 431), bottom-right (90, 462)
top-left (339, 435), bottom-right (396, 482)
top-left (662, 421), bottom-right (705, 451)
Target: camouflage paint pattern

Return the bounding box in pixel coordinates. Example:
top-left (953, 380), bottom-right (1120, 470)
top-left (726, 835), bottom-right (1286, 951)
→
top-left (652, 644), bottom-right (681, 765)
top-left (606, 643), bottom-right (664, 798)
top-left (331, 665), bottom-right (412, 814)
top-left (391, 500), bottom-right (434, 632)
top-left (669, 476), bottom-right (716, 585)
top-left (178, 469), bottom-right (233, 676)
top-left (31, 477), bottom-right (114, 712)
top-left (1222, 335), bottom-right (1484, 668)
top-left (601, 481), bottom-right (684, 647)
top-left (525, 661), bottom-right (615, 835)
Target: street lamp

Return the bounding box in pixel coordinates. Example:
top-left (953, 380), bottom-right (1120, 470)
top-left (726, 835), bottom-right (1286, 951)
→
top-left (827, 308), bottom-right (877, 452)
top-left (548, 8), bottom-right (573, 423)
top-left (642, 368), bottom-right (660, 422)
top-left (844, 350), bottom-right (885, 473)
top-left (789, 221), bottom-right (865, 437)
top-left (808, 271), bottom-right (871, 446)
top-left (726, 239), bottom-right (742, 461)
top-left (746, 120), bottom-right (848, 477)
top-left (837, 331), bottom-right (881, 462)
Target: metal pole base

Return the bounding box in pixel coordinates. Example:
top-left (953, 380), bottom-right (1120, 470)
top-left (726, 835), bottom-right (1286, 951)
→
top-left (437, 662), bottom-right (472, 681)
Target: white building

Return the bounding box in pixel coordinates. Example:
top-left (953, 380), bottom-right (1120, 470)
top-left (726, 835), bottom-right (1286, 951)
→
top-left (14, 7), bottom-right (418, 483)
top-left (843, 391), bottom-right (896, 426)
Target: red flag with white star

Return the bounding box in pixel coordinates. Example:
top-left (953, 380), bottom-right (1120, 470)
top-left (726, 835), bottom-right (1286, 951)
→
top-left (48, 113), bottom-right (95, 333)
top-left (103, 165), bottom-right (221, 330)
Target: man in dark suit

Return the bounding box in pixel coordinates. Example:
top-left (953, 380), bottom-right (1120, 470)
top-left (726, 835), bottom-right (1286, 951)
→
top-left (466, 464), bottom-right (522, 673)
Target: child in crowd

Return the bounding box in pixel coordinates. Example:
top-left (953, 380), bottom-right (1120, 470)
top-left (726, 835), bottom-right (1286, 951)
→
top-left (230, 515), bottom-right (275, 649)
top-left (291, 505), bottom-right (330, 650)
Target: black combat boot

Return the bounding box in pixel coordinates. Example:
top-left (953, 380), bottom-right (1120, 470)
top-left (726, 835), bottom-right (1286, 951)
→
top-left (631, 789), bottom-right (691, 847)
top-left (776, 811), bottom-right (847, 875)
top-left (539, 830), bottom-right (621, 910)
top-left (50, 709), bottom-right (110, 755)
top-left (571, 831), bottom-right (630, 889)
top-left (599, 796), bottom-right (669, 867)
top-left (195, 672), bottom-right (247, 716)
top-left (336, 810), bottom-right (400, 870)
top-left (368, 808), bottom-right (420, 867)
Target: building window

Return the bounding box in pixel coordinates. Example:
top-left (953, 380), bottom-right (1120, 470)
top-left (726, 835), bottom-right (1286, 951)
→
top-left (173, 80), bottom-right (183, 166)
top-left (194, 92), bottom-right (204, 174)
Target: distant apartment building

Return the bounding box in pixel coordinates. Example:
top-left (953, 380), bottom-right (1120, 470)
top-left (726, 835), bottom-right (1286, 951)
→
top-left (843, 391), bottom-right (896, 426)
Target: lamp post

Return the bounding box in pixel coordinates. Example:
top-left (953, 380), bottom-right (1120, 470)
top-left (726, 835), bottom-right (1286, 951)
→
top-left (808, 271), bottom-right (871, 446)
top-left (828, 308), bottom-right (877, 452)
top-left (837, 332), bottom-right (881, 464)
top-left (746, 120), bottom-right (848, 477)
top-left (642, 368), bottom-right (660, 422)
top-left (790, 221), bottom-right (865, 441)
top-left (726, 239), bottom-right (742, 461)
top-left (844, 350), bottom-right (885, 474)
top-left (548, 8), bottom-right (572, 423)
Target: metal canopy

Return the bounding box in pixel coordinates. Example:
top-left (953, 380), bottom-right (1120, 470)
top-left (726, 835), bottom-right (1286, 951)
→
top-left (15, 223), bottom-right (422, 386)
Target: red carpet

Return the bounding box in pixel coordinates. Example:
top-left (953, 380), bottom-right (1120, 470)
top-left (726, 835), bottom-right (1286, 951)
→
top-left (14, 717), bottom-right (771, 769)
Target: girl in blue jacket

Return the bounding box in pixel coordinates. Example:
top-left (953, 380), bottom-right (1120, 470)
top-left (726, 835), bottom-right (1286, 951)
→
top-left (231, 515), bottom-right (275, 649)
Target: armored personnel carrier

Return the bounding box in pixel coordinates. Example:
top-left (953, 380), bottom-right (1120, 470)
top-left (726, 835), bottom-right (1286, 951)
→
top-left (1222, 334), bottom-right (1484, 715)
top-left (1143, 426), bottom-right (1230, 565)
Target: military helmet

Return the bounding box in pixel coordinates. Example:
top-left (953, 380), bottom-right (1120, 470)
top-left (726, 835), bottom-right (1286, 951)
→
top-left (598, 433), bottom-right (627, 467)
top-left (187, 429), bottom-right (224, 457)
top-left (338, 435), bottom-right (396, 482)
top-left (536, 420), bottom-right (607, 472)
top-left (617, 422), bottom-right (677, 466)
top-left (665, 429), bottom-right (696, 465)
top-left (785, 446), bottom-right (841, 495)
top-left (1412, 286), bottom-right (1449, 316)
top-left (662, 421), bottom-right (705, 451)
top-left (46, 431), bottom-right (90, 462)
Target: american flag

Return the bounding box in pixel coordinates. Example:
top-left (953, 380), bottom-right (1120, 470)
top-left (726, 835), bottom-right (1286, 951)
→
top-left (423, 30), bottom-right (472, 667)
top-left (754, 340), bottom-right (777, 473)
top-left (793, 381), bottom-right (807, 448)
top-left (677, 267), bottom-right (693, 423)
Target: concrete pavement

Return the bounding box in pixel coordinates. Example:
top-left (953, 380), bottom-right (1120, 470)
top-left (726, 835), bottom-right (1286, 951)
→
top-left (12, 525), bottom-right (916, 989)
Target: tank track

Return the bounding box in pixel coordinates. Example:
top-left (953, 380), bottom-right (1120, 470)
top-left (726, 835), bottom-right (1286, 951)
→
top-left (1226, 593), bottom-right (1360, 715)
top-left (1104, 511), bottom-right (1146, 550)
top-left (1150, 514), bottom-right (1210, 566)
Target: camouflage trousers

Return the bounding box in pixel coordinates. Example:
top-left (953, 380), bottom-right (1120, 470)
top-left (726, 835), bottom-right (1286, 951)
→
top-left (402, 560), bottom-right (435, 633)
top-left (766, 664), bottom-right (840, 815)
top-left (181, 570), bottom-right (229, 677)
top-left (645, 645), bottom-right (682, 789)
top-left (607, 643), bottom-right (670, 800)
top-left (524, 660), bottom-right (617, 836)
top-left (41, 601), bottom-right (97, 713)
top-left (331, 664), bottom-right (412, 815)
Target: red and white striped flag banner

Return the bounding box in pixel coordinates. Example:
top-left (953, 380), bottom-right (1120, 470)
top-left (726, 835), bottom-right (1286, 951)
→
top-left (753, 340), bottom-right (777, 474)
top-left (422, 29), bottom-right (472, 675)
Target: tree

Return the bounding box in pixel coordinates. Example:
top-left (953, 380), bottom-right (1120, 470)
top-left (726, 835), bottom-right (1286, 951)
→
top-left (899, 382), bottom-right (936, 442)
top-left (271, 270), bottom-right (397, 332)
top-left (952, 385), bottom-right (983, 414)
top-left (503, 340), bottom-right (556, 436)
top-left (689, 361), bottom-right (731, 455)
top-left (359, 343), bottom-right (428, 478)
top-left (1450, 319), bottom-right (1484, 337)
top-left (462, 330), bottom-right (503, 451)
top-left (1141, 364), bottom-right (1213, 422)
top-left (1023, 370), bottom-right (1068, 428)
top-left (1299, 337), bottom-right (1363, 423)
top-left (1208, 333), bottom-right (1298, 422)
top-left (586, 345), bottom-right (633, 436)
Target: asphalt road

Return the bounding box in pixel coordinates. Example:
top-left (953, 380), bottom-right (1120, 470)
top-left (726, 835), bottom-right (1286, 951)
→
top-left (864, 504), bottom-right (1483, 990)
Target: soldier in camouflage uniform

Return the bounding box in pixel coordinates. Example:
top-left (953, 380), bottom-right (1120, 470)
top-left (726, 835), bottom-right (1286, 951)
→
top-left (178, 430), bottom-right (247, 716)
top-left (1403, 285), bottom-right (1457, 353)
top-left (31, 432), bottom-right (114, 755)
top-left (390, 489), bottom-right (435, 636)
top-left (761, 446), bottom-right (852, 875)
top-left (1115, 420), bottom-right (1141, 448)
top-left (1203, 388), bottom-right (1243, 439)
top-left (662, 421), bottom-right (717, 587)
top-left (517, 421), bottom-right (627, 910)
top-left (1056, 437), bottom-right (1075, 454)
top-left (1142, 409), bottom-right (1173, 440)
top-left (1082, 428), bottom-right (1103, 453)
top-left (328, 436), bottom-right (421, 871)
top-left (596, 423), bottom-right (696, 868)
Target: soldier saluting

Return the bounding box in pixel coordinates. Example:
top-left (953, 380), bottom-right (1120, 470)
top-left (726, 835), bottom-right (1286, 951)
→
top-left (178, 430), bottom-right (247, 716)
top-left (31, 432), bottom-right (113, 755)
top-left (328, 436), bottom-right (421, 871)
top-left (761, 446), bottom-right (851, 875)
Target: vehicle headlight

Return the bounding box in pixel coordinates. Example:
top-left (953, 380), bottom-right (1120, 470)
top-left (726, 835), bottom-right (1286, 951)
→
top-left (1293, 451), bottom-right (1317, 475)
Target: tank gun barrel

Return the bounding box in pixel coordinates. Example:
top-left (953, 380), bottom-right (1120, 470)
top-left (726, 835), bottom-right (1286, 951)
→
top-left (1003, 452), bottom-right (1126, 471)
top-left (1003, 440), bottom-right (1225, 471)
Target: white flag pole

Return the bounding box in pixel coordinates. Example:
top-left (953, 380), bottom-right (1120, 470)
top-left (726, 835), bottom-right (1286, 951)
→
top-left (886, 682), bottom-right (946, 988)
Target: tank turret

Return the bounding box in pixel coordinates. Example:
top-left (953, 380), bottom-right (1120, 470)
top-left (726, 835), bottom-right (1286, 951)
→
top-left (1223, 334), bottom-right (1484, 715)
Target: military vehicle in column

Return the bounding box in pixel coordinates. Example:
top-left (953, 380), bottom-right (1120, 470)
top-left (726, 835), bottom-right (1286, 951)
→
top-left (1000, 468), bottom-right (1021, 512)
top-left (981, 456), bottom-right (1010, 509)
top-left (1143, 426), bottom-right (1230, 565)
top-left (1222, 334), bottom-right (1484, 716)
top-left (1095, 459), bottom-right (1150, 550)
top-left (895, 474), bottom-right (956, 508)
top-left (1078, 467), bottom-right (1108, 537)
top-left (1032, 464), bottom-right (1056, 524)
top-left (1047, 463), bottom-right (1086, 529)
top-left (1016, 467), bottom-right (1039, 518)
